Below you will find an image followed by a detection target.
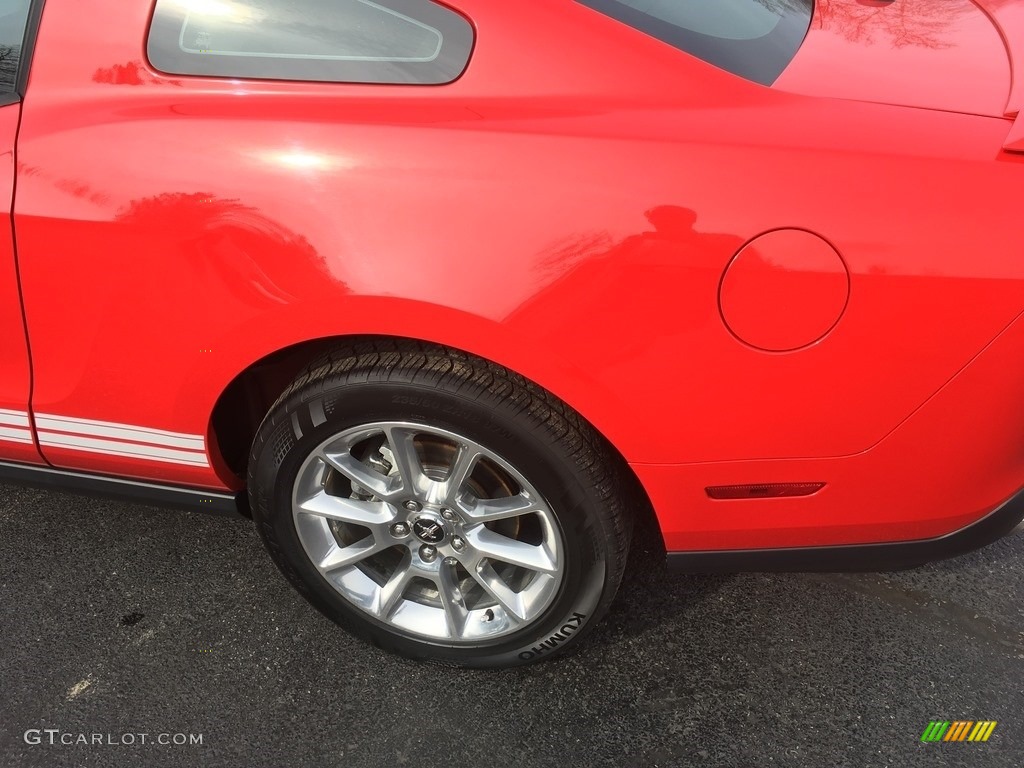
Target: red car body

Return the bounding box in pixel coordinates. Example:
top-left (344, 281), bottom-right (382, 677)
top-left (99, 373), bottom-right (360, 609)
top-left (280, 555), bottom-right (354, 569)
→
top-left (3, 0), bottom-right (1024, 565)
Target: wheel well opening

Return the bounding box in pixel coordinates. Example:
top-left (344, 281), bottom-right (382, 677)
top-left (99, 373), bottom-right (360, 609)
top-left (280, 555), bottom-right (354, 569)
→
top-left (210, 338), bottom-right (339, 485)
top-left (209, 335), bottom-right (663, 551)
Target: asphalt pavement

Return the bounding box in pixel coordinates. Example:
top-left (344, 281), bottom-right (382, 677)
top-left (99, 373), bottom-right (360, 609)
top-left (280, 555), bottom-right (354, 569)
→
top-left (0, 484), bottom-right (1021, 767)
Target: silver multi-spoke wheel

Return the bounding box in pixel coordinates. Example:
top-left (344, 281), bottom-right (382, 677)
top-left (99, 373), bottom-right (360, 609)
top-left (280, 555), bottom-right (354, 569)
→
top-left (292, 422), bottom-right (565, 642)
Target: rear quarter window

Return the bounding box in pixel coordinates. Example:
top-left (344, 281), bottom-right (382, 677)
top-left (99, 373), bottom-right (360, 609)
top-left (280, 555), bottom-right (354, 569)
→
top-left (0, 0), bottom-right (32, 95)
top-left (578, 0), bottom-right (814, 85)
top-left (148, 0), bottom-right (474, 85)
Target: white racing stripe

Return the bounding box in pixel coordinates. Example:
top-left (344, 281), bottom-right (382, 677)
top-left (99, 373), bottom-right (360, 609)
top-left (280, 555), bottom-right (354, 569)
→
top-left (0, 425), bottom-right (33, 444)
top-left (0, 409), bottom-right (30, 428)
top-left (0, 409), bottom-right (209, 467)
top-left (35, 414), bottom-right (206, 452)
top-left (37, 432), bottom-right (209, 467)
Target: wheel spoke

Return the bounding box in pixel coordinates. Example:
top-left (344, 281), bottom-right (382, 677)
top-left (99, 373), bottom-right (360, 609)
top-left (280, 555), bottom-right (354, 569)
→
top-left (459, 492), bottom-right (537, 523)
top-left (318, 535), bottom-right (388, 572)
top-left (470, 562), bottom-right (527, 622)
top-left (373, 556), bottom-right (414, 618)
top-left (320, 450), bottom-right (392, 499)
top-left (297, 491), bottom-right (396, 527)
top-left (445, 444), bottom-right (481, 501)
top-left (465, 527), bottom-right (557, 573)
top-left (383, 426), bottom-right (425, 498)
top-left (434, 563), bottom-right (469, 639)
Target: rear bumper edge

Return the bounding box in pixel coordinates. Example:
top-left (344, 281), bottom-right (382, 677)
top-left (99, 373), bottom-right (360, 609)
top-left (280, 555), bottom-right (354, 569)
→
top-left (666, 486), bottom-right (1024, 573)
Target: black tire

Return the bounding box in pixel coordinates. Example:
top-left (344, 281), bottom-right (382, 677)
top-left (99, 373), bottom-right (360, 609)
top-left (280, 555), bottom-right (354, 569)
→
top-left (247, 340), bottom-right (632, 667)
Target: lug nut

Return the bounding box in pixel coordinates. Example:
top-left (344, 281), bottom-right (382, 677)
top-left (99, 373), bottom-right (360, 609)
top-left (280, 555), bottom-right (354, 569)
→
top-left (440, 508), bottom-right (456, 521)
top-left (390, 522), bottom-right (409, 538)
top-left (451, 537), bottom-right (466, 552)
top-left (403, 500), bottom-right (421, 512)
top-left (420, 545), bottom-right (438, 563)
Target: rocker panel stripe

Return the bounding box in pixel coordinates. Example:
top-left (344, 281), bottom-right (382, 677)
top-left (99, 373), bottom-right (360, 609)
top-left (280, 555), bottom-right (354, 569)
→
top-left (0, 410), bottom-right (210, 467)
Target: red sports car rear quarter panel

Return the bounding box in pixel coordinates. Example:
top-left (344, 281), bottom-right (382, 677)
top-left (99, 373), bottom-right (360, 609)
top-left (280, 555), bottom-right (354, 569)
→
top-left (641, 293), bottom-right (1024, 550)
top-left (10, 0), bottom-right (1024, 551)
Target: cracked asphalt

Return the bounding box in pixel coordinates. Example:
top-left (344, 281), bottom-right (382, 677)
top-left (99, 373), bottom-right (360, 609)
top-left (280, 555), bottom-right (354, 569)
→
top-left (0, 484), bottom-right (1021, 767)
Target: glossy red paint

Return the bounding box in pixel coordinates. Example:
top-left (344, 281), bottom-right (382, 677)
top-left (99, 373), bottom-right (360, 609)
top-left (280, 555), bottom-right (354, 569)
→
top-left (776, 0), bottom-right (1010, 116)
top-left (4, 0), bottom-right (1024, 552)
top-left (641, 298), bottom-right (1024, 550)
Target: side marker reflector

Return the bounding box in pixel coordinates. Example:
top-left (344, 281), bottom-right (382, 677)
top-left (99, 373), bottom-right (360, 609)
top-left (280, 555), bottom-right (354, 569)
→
top-left (705, 482), bottom-right (826, 500)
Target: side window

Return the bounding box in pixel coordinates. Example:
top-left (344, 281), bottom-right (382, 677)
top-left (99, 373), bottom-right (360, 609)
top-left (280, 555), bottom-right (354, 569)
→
top-left (578, 0), bottom-right (813, 86)
top-left (148, 0), bottom-right (474, 85)
top-left (1, 0), bottom-right (33, 97)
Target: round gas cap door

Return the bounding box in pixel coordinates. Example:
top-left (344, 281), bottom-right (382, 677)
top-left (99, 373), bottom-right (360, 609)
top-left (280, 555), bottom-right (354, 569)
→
top-left (719, 229), bottom-right (849, 352)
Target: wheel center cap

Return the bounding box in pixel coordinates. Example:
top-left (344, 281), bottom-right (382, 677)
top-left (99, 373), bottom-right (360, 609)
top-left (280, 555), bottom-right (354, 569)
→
top-left (412, 516), bottom-right (445, 544)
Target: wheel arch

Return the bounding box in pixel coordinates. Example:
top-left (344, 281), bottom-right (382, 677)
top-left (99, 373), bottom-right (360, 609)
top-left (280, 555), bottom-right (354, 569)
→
top-left (207, 333), bottom-right (663, 549)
